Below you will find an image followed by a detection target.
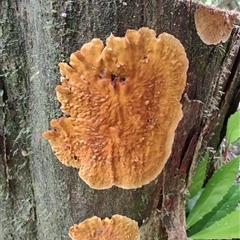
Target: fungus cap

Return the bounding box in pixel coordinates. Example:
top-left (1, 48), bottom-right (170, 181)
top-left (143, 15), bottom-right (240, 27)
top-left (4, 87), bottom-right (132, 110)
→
top-left (194, 3), bottom-right (239, 45)
top-left (42, 27), bottom-right (188, 189)
top-left (69, 215), bottom-right (140, 240)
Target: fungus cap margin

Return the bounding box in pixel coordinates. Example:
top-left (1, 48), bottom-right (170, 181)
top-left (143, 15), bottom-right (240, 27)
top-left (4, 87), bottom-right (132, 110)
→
top-left (194, 3), bottom-right (239, 45)
top-left (68, 214), bottom-right (140, 240)
top-left (42, 27), bottom-right (189, 189)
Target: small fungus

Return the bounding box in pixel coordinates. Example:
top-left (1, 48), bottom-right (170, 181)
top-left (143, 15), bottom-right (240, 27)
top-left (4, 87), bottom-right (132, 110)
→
top-left (194, 3), bottom-right (239, 45)
top-left (42, 27), bottom-right (188, 189)
top-left (68, 214), bottom-right (140, 240)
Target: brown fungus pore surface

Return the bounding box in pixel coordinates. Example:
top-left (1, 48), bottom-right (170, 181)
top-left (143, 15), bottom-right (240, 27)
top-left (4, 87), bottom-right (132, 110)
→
top-left (42, 27), bottom-right (188, 189)
top-left (68, 215), bottom-right (139, 240)
top-left (194, 3), bottom-right (239, 45)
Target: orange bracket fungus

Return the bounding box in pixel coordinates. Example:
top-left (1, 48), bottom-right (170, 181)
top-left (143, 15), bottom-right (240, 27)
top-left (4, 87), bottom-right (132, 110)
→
top-left (68, 214), bottom-right (140, 240)
top-left (42, 27), bottom-right (188, 189)
top-left (194, 3), bottom-right (239, 45)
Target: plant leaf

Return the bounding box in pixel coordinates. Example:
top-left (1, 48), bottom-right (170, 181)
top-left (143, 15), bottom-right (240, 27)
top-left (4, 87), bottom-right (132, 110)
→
top-left (186, 156), bottom-right (240, 228)
top-left (190, 209), bottom-right (240, 239)
top-left (186, 189), bottom-right (203, 213)
top-left (226, 110), bottom-right (240, 144)
top-left (188, 184), bottom-right (240, 236)
top-left (188, 152), bottom-right (208, 199)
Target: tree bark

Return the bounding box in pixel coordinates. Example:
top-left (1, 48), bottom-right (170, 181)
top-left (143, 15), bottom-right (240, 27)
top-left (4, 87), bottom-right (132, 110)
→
top-left (0, 0), bottom-right (239, 239)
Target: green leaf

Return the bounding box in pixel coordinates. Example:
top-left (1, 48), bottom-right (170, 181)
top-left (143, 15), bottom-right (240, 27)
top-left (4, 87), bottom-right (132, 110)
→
top-left (188, 152), bottom-right (208, 199)
top-left (188, 184), bottom-right (240, 237)
top-left (186, 189), bottom-right (203, 213)
top-left (190, 209), bottom-right (240, 239)
top-left (226, 110), bottom-right (240, 144)
top-left (186, 156), bottom-right (240, 228)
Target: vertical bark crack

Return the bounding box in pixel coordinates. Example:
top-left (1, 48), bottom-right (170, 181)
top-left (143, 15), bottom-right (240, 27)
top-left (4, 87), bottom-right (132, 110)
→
top-left (0, 79), bottom-right (9, 188)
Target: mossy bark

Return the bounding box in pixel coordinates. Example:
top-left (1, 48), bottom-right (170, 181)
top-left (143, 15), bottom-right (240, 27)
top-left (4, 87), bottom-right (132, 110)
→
top-left (0, 0), bottom-right (239, 239)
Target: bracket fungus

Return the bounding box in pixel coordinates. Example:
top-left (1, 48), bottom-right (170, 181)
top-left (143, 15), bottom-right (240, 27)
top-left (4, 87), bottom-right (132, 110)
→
top-left (42, 27), bottom-right (188, 189)
top-left (68, 214), bottom-right (140, 240)
top-left (194, 3), bottom-right (239, 45)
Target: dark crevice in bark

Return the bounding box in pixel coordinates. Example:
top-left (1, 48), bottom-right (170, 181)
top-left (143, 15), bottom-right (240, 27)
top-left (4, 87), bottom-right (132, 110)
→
top-left (219, 48), bottom-right (240, 141)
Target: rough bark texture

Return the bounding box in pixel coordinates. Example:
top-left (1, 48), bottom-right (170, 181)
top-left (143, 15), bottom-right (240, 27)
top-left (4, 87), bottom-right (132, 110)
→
top-left (0, 0), bottom-right (239, 239)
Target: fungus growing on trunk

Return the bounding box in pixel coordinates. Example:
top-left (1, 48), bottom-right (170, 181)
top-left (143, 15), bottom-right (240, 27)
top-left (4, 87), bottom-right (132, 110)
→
top-left (68, 215), bottom-right (140, 240)
top-left (194, 3), bottom-right (239, 45)
top-left (42, 27), bottom-right (188, 189)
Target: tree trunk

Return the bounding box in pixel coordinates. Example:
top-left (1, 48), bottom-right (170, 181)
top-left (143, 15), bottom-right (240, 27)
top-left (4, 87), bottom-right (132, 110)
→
top-left (0, 0), bottom-right (239, 239)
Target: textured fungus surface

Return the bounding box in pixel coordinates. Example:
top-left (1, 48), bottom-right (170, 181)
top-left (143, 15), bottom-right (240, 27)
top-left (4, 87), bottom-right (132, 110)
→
top-left (68, 215), bottom-right (140, 240)
top-left (42, 27), bottom-right (188, 189)
top-left (194, 3), bottom-right (239, 45)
